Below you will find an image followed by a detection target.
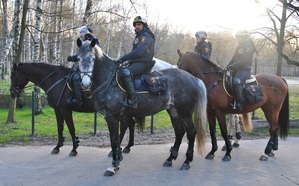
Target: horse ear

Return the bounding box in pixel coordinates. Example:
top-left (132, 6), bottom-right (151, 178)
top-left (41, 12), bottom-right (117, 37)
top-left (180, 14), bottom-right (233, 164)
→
top-left (177, 49), bottom-right (182, 57)
top-left (12, 63), bottom-right (17, 71)
top-left (91, 38), bottom-right (96, 47)
top-left (77, 38), bottom-right (82, 47)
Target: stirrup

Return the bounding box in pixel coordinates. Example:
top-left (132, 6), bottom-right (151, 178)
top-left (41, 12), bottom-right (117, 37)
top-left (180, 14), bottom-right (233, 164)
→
top-left (68, 98), bottom-right (82, 107)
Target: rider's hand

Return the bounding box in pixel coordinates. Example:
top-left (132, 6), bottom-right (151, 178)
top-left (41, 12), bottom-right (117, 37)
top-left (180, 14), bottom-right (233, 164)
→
top-left (116, 59), bottom-right (123, 64)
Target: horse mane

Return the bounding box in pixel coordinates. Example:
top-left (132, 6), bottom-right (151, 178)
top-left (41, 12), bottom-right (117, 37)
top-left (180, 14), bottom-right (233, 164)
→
top-left (187, 52), bottom-right (221, 71)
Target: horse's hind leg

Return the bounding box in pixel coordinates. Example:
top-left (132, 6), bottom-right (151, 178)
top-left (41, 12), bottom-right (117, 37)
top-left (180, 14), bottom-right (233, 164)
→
top-left (180, 116), bottom-right (197, 170)
top-left (260, 125), bottom-right (279, 161)
top-left (51, 111), bottom-right (65, 155)
top-left (120, 115), bottom-right (135, 153)
top-left (163, 109), bottom-right (185, 168)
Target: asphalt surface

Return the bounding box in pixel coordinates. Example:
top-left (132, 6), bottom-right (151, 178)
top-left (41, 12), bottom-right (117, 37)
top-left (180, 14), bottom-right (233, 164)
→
top-left (1, 137), bottom-right (299, 186)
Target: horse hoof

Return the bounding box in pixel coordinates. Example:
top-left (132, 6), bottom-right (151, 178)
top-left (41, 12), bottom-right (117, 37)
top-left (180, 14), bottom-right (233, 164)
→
top-left (221, 145), bottom-right (226, 151)
top-left (180, 163), bottom-right (190, 170)
top-left (69, 150), bottom-right (78, 156)
top-left (51, 149), bottom-right (59, 154)
top-left (104, 166), bottom-right (120, 176)
top-left (222, 155), bottom-right (231, 161)
top-left (259, 155), bottom-right (268, 161)
top-left (267, 152), bottom-right (275, 157)
top-left (233, 143), bottom-right (240, 148)
top-left (122, 148), bottom-right (131, 153)
top-left (108, 151), bottom-right (113, 158)
top-left (205, 154), bottom-right (215, 160)
top-left (163, 160), bottom-right (172, 167)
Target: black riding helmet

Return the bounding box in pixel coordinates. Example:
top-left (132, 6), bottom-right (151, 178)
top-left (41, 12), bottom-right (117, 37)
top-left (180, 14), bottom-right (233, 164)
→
top-left (133, 16), bottom-right (148, 28)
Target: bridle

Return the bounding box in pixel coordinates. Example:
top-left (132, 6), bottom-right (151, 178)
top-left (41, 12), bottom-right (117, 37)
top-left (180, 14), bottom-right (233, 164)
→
top-left (11, 68), bottom-right (67, 96)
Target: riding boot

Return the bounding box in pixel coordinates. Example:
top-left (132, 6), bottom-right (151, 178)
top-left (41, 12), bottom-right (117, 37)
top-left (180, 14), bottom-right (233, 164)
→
top-left (233, 84), bottom-right (243, 110)
top-left (69, 79), bottom-right (82, 107)
top-left (123, 71), bottom-right (138, 108)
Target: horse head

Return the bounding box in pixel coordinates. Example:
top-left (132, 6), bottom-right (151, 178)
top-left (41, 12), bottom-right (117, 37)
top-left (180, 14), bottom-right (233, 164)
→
top-left (10, 63), bottom-right (29, 98)
top-left (76, 38), bottom-right (100, 89)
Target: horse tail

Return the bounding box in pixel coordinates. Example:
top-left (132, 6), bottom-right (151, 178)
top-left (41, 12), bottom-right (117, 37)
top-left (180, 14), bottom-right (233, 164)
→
top-left (241, 113), bottom-right (253, 132)
top-left (194, 79), bottom-right (208, 155)
top-left (279, 78), bottom-right (289, 140)
top-left (134, 117), bottom-right (145, 133)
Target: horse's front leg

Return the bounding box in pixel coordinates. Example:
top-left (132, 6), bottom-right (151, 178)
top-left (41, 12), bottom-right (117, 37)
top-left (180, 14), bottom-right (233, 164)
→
top-left (218, 115), bottom-right (233, 161)
top-left (64, 111), bottom-right (80, 156)
top-left (205, 113), bottom-right (218, 160)
top-left (51, 111), bottom-right (65, 155)
top-left (104, 115), bottom-right (123, 176)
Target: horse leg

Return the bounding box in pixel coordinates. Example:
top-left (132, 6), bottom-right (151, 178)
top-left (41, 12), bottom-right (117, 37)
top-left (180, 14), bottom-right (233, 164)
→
top-left (180, 117), bottom-right (197, 170)
top-left (218, 113), bottom-right (233, 161)
top-left (163, 109), bottom-right (185, 168)
top-left (260, 126), bottom-right (279, 161)
top-left (121, 116), bottom-right (135, 153)
top-left (205, 113), bottom-right (218, 159)
top-left (64, 111), bottom-right (79, 156)
top-left (104, 115), bottom-right (123, 176)
top-left (51, 111), bottom-right (65, 154)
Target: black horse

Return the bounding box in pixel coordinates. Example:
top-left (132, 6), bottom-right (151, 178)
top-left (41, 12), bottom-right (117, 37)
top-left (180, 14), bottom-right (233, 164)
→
top-left (10, 63), bottom-right (142, 156)
top-left (76, 39), bottom-right (208, 176)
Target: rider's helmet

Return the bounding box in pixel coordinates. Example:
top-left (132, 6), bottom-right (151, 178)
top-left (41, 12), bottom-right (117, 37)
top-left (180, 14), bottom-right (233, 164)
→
top-left (235, 30), bottom-right (250, 38)
top-left (195, 31), bottom-right (207, 39)
top-left (133, 16), bottom-right (148, 27)
top-left (78, 26), bottom-right (89, 35)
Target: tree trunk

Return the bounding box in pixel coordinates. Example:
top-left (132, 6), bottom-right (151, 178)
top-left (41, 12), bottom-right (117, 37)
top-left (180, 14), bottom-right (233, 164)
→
top-left (6, 98), bottom-right (17, 124)
top-left (32, 0), bottom-right (43, 115)
top-left (6, 0), bottom-right (23, 124)
top-left (276, 0), bottom-right (287, 76)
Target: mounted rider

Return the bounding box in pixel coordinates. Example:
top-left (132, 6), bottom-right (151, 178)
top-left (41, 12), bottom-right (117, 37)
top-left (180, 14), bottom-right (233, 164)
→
top-left (194, 31), bottom-right (212, 59)
top-left (67, 26), bottom-right (100, 107)
top-left (226, 30), bottom-right (257, 110)
top-left (116, 16), bottom-right (156, 108)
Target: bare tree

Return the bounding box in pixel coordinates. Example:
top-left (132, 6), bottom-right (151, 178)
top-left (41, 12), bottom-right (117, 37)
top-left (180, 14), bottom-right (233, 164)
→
top-left (254, 0), bottom-right (299, 74)
top-left (6, 0), bottom-right (29, 123)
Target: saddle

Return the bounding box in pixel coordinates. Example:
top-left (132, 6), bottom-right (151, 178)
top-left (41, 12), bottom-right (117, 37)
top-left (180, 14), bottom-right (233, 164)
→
top-left (224, 75), bottom-right (264, 108)
top-left (114, 70), bottom-right (168, 95)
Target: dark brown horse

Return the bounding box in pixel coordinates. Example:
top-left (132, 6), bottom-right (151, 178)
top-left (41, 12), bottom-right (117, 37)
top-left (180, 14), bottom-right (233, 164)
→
top-left (10, 63), bottom-right (141, 156)
top-left (177, 50), bottom-right (289, 161)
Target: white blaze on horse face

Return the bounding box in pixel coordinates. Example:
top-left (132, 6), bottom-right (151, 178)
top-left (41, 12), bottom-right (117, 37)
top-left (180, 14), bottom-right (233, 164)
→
top-left (78, 54), bottom-right (95, 90)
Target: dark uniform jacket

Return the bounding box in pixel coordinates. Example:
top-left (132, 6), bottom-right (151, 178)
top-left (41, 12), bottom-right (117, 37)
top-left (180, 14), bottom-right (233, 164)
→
top-left (194, 41), bottom-right (212, 59)
top-left (118, 27), bottom-right (155, 64)
top-left (228, 39), bottom-right (256, 71)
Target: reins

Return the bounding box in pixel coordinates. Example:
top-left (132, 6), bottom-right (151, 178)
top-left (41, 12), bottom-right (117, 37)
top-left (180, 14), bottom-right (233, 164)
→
top-left (15, 67), bottom-right (67, 94)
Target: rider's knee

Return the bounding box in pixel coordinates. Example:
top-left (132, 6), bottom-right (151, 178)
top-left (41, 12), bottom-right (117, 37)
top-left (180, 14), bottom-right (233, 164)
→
top-left (122, 68), bottom-right (131, 77)
top-left (233, 78), bottom-right (241, 85)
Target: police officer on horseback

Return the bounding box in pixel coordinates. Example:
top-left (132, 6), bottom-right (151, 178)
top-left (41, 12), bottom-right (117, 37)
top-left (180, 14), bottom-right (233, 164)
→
top-left (226, 30), bottom-right (257, 110)
top-left (67, 26), bottom-right (100, 107)
top-left (194, 31), bottom-right (212, 59)
top-left (116, 16), bottom-right (156, 108)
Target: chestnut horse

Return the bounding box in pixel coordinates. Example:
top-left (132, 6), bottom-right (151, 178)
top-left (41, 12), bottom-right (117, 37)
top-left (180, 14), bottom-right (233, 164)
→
top-left (177, 50), bottom-right (289, 161)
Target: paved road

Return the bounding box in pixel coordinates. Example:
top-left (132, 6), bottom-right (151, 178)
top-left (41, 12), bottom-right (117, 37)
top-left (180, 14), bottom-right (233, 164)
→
top-left (1, 137), bottom-right (299, 186)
